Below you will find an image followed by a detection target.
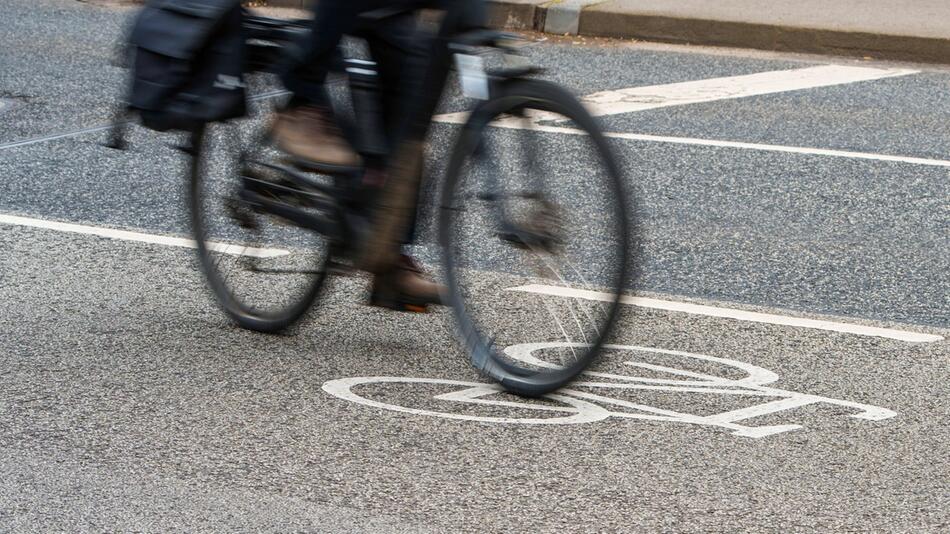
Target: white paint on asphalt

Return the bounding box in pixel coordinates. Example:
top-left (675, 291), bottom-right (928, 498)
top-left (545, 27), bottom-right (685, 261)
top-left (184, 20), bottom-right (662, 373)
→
top-left (508, 284), bottom-right (944, 343)
top-left (436, 114), bottom-right (950, 168)
top-left (436, 65), bottom-right (918, 122)
top-left (321, 376), bottom-right (611, 425)
top-left (433, 65), bottom-right (950, 168)
top-left (600, 129), bottom-right (950, 168)
top-left (322, 342), bottom-right (898, 437)
top-left (0, 213), bottom-right (289, 258)
top-left (437, 105), bottom-right (950, 168)
top-left (2, 211), bottom-right (939, 342)
top-left (573, 65), bottom-right (918, 117)
top-left (515, 122), bottom-right (950, 168)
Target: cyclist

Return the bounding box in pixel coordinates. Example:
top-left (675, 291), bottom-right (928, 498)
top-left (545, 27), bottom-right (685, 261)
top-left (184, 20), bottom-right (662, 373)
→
top-left (273, 0), bottom-right (479, 311)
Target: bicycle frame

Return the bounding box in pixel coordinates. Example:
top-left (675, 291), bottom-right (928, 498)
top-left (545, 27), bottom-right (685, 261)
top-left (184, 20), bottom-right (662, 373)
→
top-left (230, 2), bottom-right (532, 245)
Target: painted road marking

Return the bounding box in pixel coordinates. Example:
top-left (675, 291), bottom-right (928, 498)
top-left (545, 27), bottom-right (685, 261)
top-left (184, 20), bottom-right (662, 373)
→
top-left (435, 65), bottom-right (919, 123)
top-left (4, 68), bottom-right (943, 170)
top-left (472, 120), bottom-right (950, 169)
top-left (0, 90), bottom-right (289, 152)
top-left (2, 212), bottom-right (940, 342)
top-left (601, 130), bottom-right (950, 168)
top-left (0, 213), bottom-right (289, 258)
top-left (572, 65), bottom-right (917, 118)
top-left (432, 65), bottom-right (950, 168)
top-left (322, 342), bottom-right (898, 437)
top-left (508, 284), bottom-right (944, 343)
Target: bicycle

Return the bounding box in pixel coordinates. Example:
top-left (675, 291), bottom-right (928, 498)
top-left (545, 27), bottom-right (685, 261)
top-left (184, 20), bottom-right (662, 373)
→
top-left (187, 2), bottom-right (635, 397)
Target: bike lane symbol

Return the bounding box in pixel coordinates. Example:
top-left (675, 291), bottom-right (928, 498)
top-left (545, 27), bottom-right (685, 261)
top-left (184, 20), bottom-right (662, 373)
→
top-left (322, 342), bottom-right (897, 438)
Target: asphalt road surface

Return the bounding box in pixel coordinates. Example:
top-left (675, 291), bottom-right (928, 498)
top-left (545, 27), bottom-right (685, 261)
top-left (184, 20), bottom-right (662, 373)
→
top-left (1, 1), bottom-right (948, 532)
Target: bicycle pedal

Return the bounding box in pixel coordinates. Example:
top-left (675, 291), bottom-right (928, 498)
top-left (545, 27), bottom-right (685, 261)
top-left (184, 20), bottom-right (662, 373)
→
top-left (284, 155), bottom-right (360, 176)
top-left (367, 295), bottom-right (429, 313)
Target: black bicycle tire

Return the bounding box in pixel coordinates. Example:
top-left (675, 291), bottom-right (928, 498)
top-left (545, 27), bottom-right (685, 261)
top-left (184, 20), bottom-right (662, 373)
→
top-left (439, 78), bottom-right (634, 397)
top-left (188, 124), bottom-right (330, 333)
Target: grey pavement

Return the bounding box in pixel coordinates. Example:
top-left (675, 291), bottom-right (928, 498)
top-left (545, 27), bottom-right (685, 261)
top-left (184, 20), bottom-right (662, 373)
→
top-left (77, 0), bottom-right (950, 64)
top-left (488, 0), bottom-right (950, 64)
top-left (1, 0), bottom-right (950, 531)
top-left (1, 224), bottom-right (948, 532)
top-left (0, 449), bottom-right (425, 532)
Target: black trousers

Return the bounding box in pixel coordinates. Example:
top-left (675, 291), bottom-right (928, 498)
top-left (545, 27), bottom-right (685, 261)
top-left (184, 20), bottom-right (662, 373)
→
top-left (281, 0), bottom-right (426, 110)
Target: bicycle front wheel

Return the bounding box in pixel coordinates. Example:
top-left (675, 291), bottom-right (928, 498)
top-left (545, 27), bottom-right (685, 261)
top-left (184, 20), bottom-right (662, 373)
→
top-left (440, 79), bottom-right (634, 397)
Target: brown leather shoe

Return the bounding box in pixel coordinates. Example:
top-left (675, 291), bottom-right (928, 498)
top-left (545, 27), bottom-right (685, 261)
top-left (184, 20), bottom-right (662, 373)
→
top-left (272, 105), bottom-right (360, 170)
top-left (369, 255), bottom-right (446, 313)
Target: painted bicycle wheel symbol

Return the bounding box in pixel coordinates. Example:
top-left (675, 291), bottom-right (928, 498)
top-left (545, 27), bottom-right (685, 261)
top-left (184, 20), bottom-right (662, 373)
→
top-left (322, 342), bottom-right (896, 438)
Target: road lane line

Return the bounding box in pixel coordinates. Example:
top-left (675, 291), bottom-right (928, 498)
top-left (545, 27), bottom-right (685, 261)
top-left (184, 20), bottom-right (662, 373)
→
top-left (0, 90), bottom-right (290, 151)
top-left (0, 213), bottom-right (289, 258)
top-left (573, 65), bottom-right (918, 117)
top-left (5, 69), bottom-right (940, 170)
top-left (435, 65), bottom-right (919, 124)
top-left (434, 114), bottom-right (950, 167)
top-left (519, 123), bottom-right (950, 168)
top-left (433, 65), bottom-right (950, 168)
top-left (600, 130), bottom-right (950, 167)
top-left (435, 115), bottom-right (950, 167)
top-left (507, 284), bottom-right (944, 343)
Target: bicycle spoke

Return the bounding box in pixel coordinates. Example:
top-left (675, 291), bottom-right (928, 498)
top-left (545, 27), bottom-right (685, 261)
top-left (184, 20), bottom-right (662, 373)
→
top-left (536, 294), bottom-right (581, 365)
top-left (523, 240), bottom-right (604, 334)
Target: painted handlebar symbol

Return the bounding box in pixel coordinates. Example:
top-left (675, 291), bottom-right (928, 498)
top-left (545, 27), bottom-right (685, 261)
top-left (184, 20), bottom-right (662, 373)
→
top-left (322, 343), bottom-right (896, 438)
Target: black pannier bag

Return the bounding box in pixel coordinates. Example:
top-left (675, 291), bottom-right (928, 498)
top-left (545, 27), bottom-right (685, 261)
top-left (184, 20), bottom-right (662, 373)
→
top-left (126, 0), bottom-right (246, 132)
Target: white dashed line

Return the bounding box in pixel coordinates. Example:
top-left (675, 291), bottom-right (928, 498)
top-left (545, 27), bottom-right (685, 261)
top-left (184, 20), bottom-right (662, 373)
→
top-left (0, 213), bottom-right (289, 258)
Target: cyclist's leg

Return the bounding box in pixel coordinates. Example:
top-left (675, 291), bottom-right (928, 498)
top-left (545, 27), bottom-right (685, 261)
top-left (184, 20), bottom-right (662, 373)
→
top-left (281, 1), bottom-right (362, 106)
top-left (355, 0), bottom-right (487, 274)
top-left (363, 11), bottom-right (430, 243)
top-left (274, 0), bottom-right (388, 168)
top-left (355, 12), bottom-right (446, 309)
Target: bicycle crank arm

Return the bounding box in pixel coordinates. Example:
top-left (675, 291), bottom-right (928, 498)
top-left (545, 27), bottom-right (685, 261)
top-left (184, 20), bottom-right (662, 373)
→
top-left (241, 175), bottom-right (336, 212)
top-left (244, 160), bottom-right (339, 199)
top-left (239, 189), bottom-right (343, 241)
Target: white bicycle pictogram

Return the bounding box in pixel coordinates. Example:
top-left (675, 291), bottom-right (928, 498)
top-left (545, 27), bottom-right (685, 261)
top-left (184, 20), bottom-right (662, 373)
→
top-left (322, 342), bottom-right (897, 438)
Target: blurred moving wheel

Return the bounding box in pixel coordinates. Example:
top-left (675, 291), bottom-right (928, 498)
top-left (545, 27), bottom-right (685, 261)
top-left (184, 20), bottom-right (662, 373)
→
top-left (188, 98), bottom-right (336, 333)
top-left (440, 79), bottom-right (634, 396)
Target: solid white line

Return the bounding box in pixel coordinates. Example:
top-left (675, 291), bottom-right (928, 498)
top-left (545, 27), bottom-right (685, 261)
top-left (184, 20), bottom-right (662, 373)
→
top-left (522, 123), bottom-right (950, 168)
top-left (507, 284), bottom-right (944, 343)
top-left (0, 124), bottom-right (119, 151)
top-left (0, 89), bottom-right (287, 152)
top-left (435, 65), bottom-right (918, 123)
top-left (432, 65), bottom-right (950, 168)
top-left (433, 116), bottom-right (950, 167)
top-left (575, 65), bottom-right (919, 117)
top-left (436, 116), bottom-right (950, 168)
top-left (0, 213), bottom-right (289, 258)
top-left (601, 130), bottom-right (950, 168)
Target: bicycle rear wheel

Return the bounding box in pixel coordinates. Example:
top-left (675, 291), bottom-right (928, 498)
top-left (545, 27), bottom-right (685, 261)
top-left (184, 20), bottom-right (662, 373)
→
top-left (439, 78), bottom-right (633, 396)
top-left (189, 100), bottom-right (335, 333)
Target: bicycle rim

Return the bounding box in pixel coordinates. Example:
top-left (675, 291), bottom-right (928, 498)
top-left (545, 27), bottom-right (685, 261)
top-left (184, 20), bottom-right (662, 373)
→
top-left (439, 79), bottom-right (634, 397)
